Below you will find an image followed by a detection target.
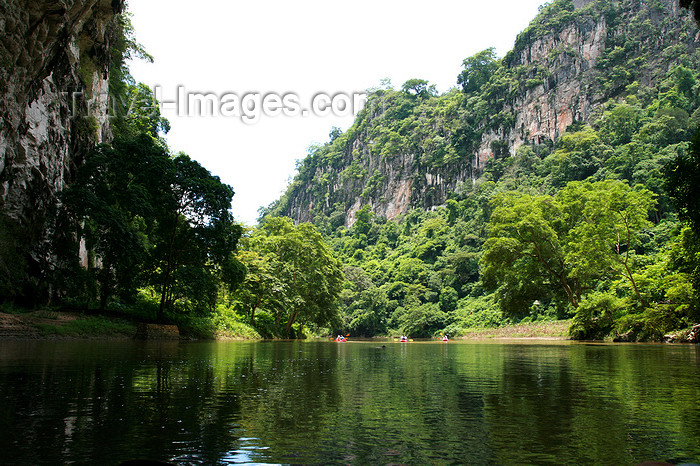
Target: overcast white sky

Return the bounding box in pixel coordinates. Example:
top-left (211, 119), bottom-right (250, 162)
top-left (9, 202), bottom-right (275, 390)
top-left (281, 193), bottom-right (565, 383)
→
top-left (127, 0), bottom-right (547, 225)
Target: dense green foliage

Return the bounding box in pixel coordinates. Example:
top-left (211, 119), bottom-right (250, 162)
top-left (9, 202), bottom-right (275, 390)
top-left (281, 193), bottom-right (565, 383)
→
top-left (3, 0), bottom-right (700, 341)
top-left (265, 0), bottom-right (700, 341)
top-left (62, 133), bottom-right (245, 321)
top-left (233, 217), bottom-right (344, 338)
top-left (267, 0), bottom-right (700, 222)
top-left (0, 8), bottom-right (343, 338)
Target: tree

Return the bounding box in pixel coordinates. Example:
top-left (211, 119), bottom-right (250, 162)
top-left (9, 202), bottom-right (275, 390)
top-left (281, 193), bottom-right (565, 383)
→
top-left (596, 103), bottom-right (641, 146)
top-left (482, 180), bottom-right (656, 315)
top-left (346, 286), bottom-right (389, 336)
top-left (458, 48), bottom-right (498, 94)
top-left (119, 83), bottom-right (171, 139)
top-left (482, 191), bottom-right (576, 314)
top-left (62, 134), bottom-right (171, 309)
top-left (666, 131), bottom-right (700, 235)
top-left (149, 153), bottom-right (242, 320)
top-left (250, 217), bottom-right (344, 337)
top-left (401, 79), bottom-right (436, 99)
top-left (560, 180), bottom-right (656, 303)
top-left (544, 126), bottom-right (611, 186)
top-left (64, 134), bottom-right (244, 319)
top-left (234, 249), bottom-right (286, 325)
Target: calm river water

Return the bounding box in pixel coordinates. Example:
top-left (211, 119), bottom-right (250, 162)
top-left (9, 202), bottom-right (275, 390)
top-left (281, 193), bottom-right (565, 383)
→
top-left (0, 339), bottom-right (698, 465)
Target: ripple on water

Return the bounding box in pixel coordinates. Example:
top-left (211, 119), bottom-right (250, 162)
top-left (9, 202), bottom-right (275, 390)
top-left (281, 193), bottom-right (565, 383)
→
top-left (214, 437), bottom-right (274, 465)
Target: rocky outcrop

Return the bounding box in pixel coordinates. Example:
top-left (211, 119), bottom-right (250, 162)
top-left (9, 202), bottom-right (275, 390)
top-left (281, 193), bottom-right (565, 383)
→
top-left (475, 0), bottom-right (696, 166)
top-left (475, 12), bottom-right (608, 168)
top-left (278, 0), bottom-right (699, 227)
top-left (0, 0), bottom-right (123, 298)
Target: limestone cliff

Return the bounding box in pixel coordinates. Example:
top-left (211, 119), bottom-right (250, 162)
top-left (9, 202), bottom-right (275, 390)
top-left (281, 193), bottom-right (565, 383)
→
top-left (271, 0), bottom-right (699, 227)
top-left (474, 0), bottom-right (695, 167)
top-left (0, 0), bottom-right (123, 298)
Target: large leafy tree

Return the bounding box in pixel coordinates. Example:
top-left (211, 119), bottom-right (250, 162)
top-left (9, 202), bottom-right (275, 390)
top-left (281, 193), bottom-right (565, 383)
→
top-left (457, 48), bottom-right (498, 95)
top-left (560, 180), bottom-right (656, 303)
top-left (249, 217), bottom-right (344, 337)
top-left (62, 134), bottom-right (171, 308)
top-left (482, 191), bottom-right (575, 314)
top-left (482, 180), bottom-right (656, 315)
top-left (233, 248), bottom-right (287, 326)
top-left (149, 152), bottom-right (242, 320)
top-left (63, 132), bottom-right (243, 319)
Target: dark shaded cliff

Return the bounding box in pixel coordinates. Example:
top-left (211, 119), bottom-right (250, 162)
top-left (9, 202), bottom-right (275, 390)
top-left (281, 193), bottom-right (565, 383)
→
top-left (268, 0), bottom-right (699, 227)
top-left (0, 0), bottom-right (124, 300)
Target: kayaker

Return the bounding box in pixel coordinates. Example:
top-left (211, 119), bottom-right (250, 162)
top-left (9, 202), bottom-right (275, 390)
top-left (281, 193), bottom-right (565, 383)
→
top-left (400, 335), bottom-right (407, 342)
top-left (442, 335), bottom-right (449, 341)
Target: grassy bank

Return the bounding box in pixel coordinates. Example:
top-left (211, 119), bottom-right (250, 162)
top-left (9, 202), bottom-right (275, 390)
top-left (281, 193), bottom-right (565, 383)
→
top-left (0, 308), bottom-right (137, 339)
top-left (0, 305), bottom-right (262, 340)
top-left (459, 320), bottom-right (572, 340)
top-left (2, 307), bottom-right (571, 341)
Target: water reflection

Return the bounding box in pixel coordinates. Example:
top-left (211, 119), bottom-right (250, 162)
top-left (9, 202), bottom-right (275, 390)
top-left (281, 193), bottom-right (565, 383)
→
top-left (0, 340), bottom-right (698, 464)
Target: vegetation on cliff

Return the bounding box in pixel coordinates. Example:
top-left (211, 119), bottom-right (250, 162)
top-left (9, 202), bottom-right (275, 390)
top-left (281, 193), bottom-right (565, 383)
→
top-left (3, 0), bottom-right (700, 341)
top-left (0, 7), bottom-right (343, 339)
top-left (263, 0), bottom-right (700, 341)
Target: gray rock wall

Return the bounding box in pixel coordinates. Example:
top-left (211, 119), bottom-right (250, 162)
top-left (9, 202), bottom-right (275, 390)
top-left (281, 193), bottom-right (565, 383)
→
top-left (281, 0), bottom-right (699, 227)
top-left (0, 0), bottom-right (123, 297)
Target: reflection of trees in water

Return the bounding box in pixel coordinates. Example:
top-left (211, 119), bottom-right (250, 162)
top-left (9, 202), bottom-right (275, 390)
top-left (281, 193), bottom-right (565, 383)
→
top-left (0, 341), bottom-right (346, 464)
top-left (316, 344), bottom-right (496, 464)
top-left (0, 342), bottom-right (698, 464)
top-left (481, 345), bottom-right (700, 464)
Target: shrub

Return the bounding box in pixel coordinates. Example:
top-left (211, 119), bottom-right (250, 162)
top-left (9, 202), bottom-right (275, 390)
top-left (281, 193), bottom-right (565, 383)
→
top-left (569, 291), bottom-right (621, 340)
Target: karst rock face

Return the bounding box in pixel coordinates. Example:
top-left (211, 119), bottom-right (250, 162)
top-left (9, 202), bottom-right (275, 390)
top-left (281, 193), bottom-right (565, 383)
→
top-left (0, 0), bottom-right (123, 288)
top-left (276, 0), bottom-right (699, 227)
top-left (473, 0), bottom-right (690, 169)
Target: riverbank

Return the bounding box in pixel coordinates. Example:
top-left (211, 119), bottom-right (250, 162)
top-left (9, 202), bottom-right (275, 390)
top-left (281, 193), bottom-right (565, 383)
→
top-left (459, 320), bottom-right (572, 340)
top-left (2, 311), bottom-right (694, 343)
top-left (0, 310), bottom-right (136, 339)
top-left (1, 309), bottom-right (573, 341)
top-left (0, 309), bottom-right (260, 340)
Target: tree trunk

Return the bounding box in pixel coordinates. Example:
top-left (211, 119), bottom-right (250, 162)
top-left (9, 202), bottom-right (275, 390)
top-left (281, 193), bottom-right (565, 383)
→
top-left (619, 216), bottom-right (645, 304)
top-left (99, 262), bottom-right (112, 311)
top-left (157, 271), bottom-right (169, 322)
top-left (250, 295), bottom-right (262, 325)
top-left (530, 239), bottom-right (578, 308)
top-left (158, 215), bottom-right (180, 323)
top-left (284, 309), bottom-right (300, 338)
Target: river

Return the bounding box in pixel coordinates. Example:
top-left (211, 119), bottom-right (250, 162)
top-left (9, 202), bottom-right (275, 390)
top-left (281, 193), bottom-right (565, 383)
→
top-left (0, 339), bottom-right (698, 465)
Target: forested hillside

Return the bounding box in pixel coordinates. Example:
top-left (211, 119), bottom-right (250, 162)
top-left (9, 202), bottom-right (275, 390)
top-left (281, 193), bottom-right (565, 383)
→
top-left (261, 0), bottom-right (700, 341)
top-left (0, 2), bottom-right (343, 340)
top-left (3, 0), bottom-right (700, 342)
